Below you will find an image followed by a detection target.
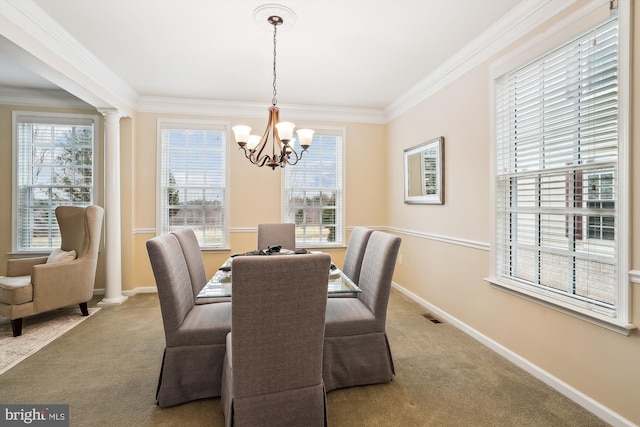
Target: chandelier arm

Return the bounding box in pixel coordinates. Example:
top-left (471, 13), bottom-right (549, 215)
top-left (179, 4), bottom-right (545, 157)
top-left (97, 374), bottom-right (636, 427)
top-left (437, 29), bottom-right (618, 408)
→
top-left (253, 107), bottom-right (277, 165)
top-left (283, 144), bottom-right (298, 163)
top-left (286, 147), bottom-right (305, 166)
top-left (256, 155), bottom-right (270, 168)
top-left (241, 146), bottom-right (264, 166)
top-left (254, 133), bottom-right (270, 164)
top-left (271, 107), bottom-right (285, 152)
top-left (241, 146), bottom-right (260, 165)
top-left (278, 146), bottom-right (289, 165)
top-left (240, 146), bottom-right (252, 160)
top-left (246, 145), bottom-right (270, 167)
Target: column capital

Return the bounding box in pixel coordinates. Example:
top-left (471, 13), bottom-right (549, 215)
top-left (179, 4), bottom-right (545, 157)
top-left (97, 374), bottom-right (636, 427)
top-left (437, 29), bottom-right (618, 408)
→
top-left (97, 108), bottom-right (123, 121)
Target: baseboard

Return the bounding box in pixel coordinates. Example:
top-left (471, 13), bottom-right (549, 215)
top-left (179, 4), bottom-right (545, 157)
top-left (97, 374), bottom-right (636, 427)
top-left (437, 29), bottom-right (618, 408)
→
top-left (122, 287), bottom-right (158, 296)
top-left (93, 287), bottom-right (158, 297)
top-left (391, 282), bottom-right (637, 427)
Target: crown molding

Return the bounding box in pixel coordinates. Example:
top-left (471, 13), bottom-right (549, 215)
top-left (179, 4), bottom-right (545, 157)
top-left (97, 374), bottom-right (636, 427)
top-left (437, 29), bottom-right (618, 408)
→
top-left (2, 0), bottom-right (585, 124)
top-left (0, 85), bottom-right (93, 109)
top-left (0, 0), bottom-right (138, 115)
top-left (384, 0), bottom-right (576, 121)
top-left (1, 1), bottom-right (384, 124)
top-left (136, 96), bottom-right (387, 124)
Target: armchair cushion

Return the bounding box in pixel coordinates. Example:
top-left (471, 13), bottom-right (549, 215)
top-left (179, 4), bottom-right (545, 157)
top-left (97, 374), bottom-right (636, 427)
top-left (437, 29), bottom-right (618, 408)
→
top-left (46, 249), bottom-right (77, 264)
top-left (0, 276), bottom-right (32, 305)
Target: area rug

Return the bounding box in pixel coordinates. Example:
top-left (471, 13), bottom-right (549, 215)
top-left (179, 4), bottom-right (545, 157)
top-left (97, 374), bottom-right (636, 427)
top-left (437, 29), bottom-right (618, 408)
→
top-left (0, 307), bottom-right (99, 375)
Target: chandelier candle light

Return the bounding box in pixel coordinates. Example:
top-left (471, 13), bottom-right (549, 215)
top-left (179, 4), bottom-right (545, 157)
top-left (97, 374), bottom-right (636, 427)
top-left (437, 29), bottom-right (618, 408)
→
top-left (232, 5), bottom-right (314, 169)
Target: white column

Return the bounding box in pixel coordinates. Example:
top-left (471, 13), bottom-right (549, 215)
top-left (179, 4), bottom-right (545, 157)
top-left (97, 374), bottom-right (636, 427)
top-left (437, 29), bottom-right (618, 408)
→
top-left (98, 108), bottom-right (128, 305)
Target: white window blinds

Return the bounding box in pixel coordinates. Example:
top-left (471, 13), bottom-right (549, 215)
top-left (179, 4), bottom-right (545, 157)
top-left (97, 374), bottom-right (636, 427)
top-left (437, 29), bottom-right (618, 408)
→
top-left (494, 18), bottom-right (621, 319)
top-left (159, 121), bottom-right (228, 248)
top-left (14, 113), bottom-right (97, 251)
top-left (283, 131), bottom-right (344, 246)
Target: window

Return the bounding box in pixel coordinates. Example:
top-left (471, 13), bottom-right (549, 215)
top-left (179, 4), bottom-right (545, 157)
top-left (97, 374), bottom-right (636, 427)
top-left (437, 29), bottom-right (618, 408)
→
top-left (283, 129), bottom-right (344, 247)
top-left (492, 15), bottom-right (630, 330)
top-left (13, 112), bottom-right (98, 252)
top-left (586, 171), bottom-right (614, 240)
top-left (158, 120), bottom-right (229, 248)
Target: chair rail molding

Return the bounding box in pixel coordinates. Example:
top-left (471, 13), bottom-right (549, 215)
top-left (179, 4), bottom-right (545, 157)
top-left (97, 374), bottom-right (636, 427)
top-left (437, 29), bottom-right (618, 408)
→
top-left (387, 226), bottom-right (490, 252)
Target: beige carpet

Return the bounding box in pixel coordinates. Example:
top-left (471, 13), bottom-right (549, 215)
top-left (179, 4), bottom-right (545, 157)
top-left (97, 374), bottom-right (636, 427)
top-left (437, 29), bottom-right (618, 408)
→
top-left (0, 307), bottom-right (99, 375)
top-left (0, 294), bottom-right (609, 426)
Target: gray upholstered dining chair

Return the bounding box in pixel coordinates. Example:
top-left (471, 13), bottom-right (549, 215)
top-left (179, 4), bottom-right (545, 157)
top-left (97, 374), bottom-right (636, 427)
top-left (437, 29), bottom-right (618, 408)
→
top-left (221, 253), bottom-right (331, 427)
top-left (257, 222), bottom-right (296, 250)
top-left (322, 231), bottom-right (401, 392)
top-left (171, 228), bottom-right (207, 299)
top-left (146, 233), bottom-right (231, 407)
top-left (341, 226), bottom-right (374, 285)
top-left (171, 228), bottom-right (231, 304)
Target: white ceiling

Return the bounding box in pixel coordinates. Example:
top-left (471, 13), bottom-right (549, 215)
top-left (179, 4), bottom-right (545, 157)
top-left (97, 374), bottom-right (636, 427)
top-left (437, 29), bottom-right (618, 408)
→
top-left (1, 0), bottom-right (524, 113)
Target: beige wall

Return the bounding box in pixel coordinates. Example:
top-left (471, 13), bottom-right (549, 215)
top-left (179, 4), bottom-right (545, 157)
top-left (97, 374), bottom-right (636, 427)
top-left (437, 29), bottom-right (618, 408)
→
top-left (0, 104), bottom-right (387, 290)
top-left (129, 111), bottom-right (388, 290)
top-left (387, 1), bottom-right (639, 424)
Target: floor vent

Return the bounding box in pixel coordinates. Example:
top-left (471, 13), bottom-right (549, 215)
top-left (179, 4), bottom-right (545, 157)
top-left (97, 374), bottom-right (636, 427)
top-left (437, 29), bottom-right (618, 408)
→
top-left (421, 313), bottom-right (442, 324)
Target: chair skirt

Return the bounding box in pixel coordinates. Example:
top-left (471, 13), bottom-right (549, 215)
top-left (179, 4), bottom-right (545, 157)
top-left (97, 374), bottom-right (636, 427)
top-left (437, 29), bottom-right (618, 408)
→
top-left (322, 332), bottom-right (395, 392)
top-left (156, 343), bottom-right (226, 407)
top-left (222, 380), bottom-right (326, 427)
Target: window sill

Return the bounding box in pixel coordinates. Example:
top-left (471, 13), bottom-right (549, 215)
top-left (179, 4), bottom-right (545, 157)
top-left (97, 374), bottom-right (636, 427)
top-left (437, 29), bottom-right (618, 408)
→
top-left (7, 251), bottom-right (51, 258)
top-left (300, 244), bottom-right (346, 250)
top-left (484, 277), bottom-right (636, 336)
top-left (201, 247), bottom-right (232, 253)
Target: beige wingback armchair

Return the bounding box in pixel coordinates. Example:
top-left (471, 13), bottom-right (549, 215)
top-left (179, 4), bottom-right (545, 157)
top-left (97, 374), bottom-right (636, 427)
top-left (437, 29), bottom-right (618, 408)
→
top-left (0, 205), bottom-right (104, 337)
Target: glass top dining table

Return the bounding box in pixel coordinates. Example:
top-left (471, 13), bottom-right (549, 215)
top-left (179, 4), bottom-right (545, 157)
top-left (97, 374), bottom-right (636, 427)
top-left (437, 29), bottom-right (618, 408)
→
top-left (196, 254), bottom-right (361, 300)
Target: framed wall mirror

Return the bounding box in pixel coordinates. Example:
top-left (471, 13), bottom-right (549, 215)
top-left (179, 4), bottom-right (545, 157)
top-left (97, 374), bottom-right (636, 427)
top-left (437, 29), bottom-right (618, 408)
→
top-left (403, 136), bottom-right (444, 204)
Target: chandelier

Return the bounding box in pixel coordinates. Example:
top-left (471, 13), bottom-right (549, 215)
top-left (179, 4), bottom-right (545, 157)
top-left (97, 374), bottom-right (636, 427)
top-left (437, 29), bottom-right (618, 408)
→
top-left (232, 7), bottom-right (314, 170)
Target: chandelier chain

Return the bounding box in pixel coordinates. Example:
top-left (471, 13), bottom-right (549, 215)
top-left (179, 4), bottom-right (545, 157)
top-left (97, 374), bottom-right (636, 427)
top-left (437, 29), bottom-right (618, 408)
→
top-left (272, 22), bottom-right (278, 106)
